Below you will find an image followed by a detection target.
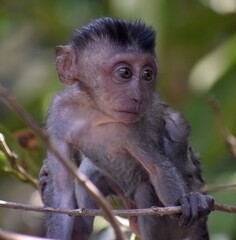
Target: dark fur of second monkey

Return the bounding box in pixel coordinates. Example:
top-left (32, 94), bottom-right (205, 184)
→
top-left (39, 17), bottom-right (214, 240)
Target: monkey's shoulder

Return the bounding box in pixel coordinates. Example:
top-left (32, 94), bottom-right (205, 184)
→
top-left (46, 88), bottom-right (96, 133)
top-left (150, 94), bottom-right (191, 142)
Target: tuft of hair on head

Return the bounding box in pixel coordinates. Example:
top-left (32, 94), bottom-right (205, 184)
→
top-left (71, 17), bottom-right (156, 55)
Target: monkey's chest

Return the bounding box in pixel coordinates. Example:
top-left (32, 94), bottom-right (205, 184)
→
top-left (79, 126), bottom-right (149, 198)
top-left (89, 146), bottom-right (148, 199)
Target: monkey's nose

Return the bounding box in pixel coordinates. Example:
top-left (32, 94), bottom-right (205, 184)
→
top-left (131, 96), bottom-right (143, 106)
top-left (131, 91), bottom-right (143, 103)
top-left (131, 98), bottom-right (144, 112)
top-left (132, 98), bottom-right (140, 104)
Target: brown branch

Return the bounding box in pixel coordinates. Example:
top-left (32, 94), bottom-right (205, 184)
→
top-left (0, 200), bottom-right (181, 217)
top-left (1, 201), bottom-right (236, 240)
top-left (0, 85), bottom-right (126, 240)
top-left (208, 96), bottom-right (236, 158)
top-left (214, 203), bottom-right (236, 214)
top-left (1, 199), bottom-right (236, 217)
top-left (203, 183), bottom-right (236, 193)
top-left (0, 228), bottom-right (52, 240)
top-left (0, 133), bottom-right (38, 189)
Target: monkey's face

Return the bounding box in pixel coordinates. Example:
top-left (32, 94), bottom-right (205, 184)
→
top-left (80, 44), bottom-right (158, 124)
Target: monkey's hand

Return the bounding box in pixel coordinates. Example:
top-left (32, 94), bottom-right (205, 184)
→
top-left (38, 162), bottom-right (49, 199)
top-left (176, 192), bottom-right (214, 228)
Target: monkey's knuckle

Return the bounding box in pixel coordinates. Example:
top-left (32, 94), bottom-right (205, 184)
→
top-left (39, 167), bottom-right (49, 177)
top-left (206, 195), bottom-right (214, 204)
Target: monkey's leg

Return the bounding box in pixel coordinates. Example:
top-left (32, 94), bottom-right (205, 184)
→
top-left (134, 182), bottom-right (169, 240)
top-left (74, 157), bottom-right (110, 240)
top-left (134, 182), bottom-right (187, 240)
top-left (39, 149), bottom-right (76, 239)
top-left (188, 217), bottom-right (209, 240)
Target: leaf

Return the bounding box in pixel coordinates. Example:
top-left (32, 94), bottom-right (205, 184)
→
top-left (0, 150), bottom-right (9, 168)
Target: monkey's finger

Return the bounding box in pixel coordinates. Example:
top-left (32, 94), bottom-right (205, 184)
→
top-left (178, 196), bottom-right (191, 227)
top-left (38, 177), bottom-right (47, 196)
top-left (185, 193), bottom-right (199, 227)
top-left (39, 165), bottom-right (49, 178)
top-left (198, 194), bottom-right (214, 219)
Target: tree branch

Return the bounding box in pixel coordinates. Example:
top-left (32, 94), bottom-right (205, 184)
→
top-left (208, 96), bottom-right (236, 158)
top-left (0, 200), bottom-right (180, 217)
top-left (202, 183), bottom-right (236, 193)
top-left (0, 85), bottom-right (126, 240)
top-left (0, 199), bottom-right (236, 217)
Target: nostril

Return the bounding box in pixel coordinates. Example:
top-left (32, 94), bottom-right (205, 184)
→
top-left (132, 97), bottom-right (143, 106)
top-left (132, 98), bottom-right (139, 104)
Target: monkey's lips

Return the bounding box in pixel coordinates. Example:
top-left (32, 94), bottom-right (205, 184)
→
top-left (114, 109), bottom-right (142, 123)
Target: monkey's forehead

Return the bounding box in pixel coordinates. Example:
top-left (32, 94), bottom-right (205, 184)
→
top-left (77, 41), bottom-right (157, 63)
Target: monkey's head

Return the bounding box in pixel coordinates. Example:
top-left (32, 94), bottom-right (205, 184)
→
top-left (55, 17), bottom-right (158, 124)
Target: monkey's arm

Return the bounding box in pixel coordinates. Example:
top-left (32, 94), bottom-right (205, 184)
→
top-left (127, 143), bottom-right (214, 228)
top-left (151, 109), bottom-right (214, 227)
top-left (39, 140), bottom-right (76, 240)
top-left (128, 145), bottom-right (186, 205)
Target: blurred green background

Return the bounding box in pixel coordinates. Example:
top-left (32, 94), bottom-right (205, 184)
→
top-left (0, 0), bottom-right (236, 239)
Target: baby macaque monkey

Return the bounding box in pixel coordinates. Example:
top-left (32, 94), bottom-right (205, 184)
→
top-left (39, 17), bottom-right (214, 240)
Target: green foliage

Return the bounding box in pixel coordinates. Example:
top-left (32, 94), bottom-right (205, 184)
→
top-left (0, 150), bottom-right (8, 168)
top-left (0, 124), bottom-right (42, 182)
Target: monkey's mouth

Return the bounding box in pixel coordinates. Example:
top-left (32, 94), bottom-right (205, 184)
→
top-left (116, 110), bottom-right (140, 116)
top-left (114, 110), bottom-right (142, 123)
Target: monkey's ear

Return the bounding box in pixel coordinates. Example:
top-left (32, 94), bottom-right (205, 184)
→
top-left (55, 45), bottom-right (77, 85)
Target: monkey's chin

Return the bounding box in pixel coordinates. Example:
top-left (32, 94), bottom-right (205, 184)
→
top-left (113, 110), bottom-right (142, 124)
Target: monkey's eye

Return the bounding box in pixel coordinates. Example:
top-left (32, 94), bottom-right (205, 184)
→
top-left (142, 69), bottom-right (154, 81)
top-left (117, 67), bottom-right (132, 79)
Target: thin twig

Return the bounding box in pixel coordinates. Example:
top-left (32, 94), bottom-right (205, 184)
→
top-left (0, 202), bottom-right (235, 240)
top-left (214, 203), bottom-right (236, 214)
top-left (208, 96), bottom-right (236, 158)
top-left (0, 85), bottom-right (126, 240)
top-left (0, 199), bottom-right (236, 217)
top-left (202, 183), bottom-right (236, 193)
top-left (0, 133), bottom-right (38, 188)
top-left (0, 200), bottom-right (181, 217)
